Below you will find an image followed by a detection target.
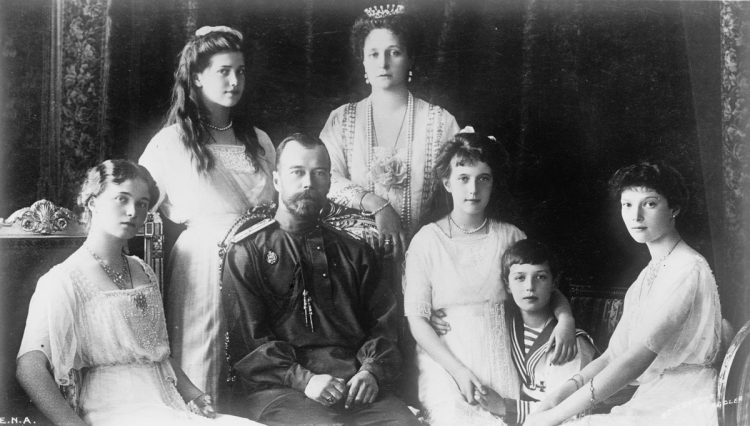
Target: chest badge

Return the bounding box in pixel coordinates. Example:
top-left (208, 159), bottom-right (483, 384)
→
top-left (265, 249), bottom-right (279, 265)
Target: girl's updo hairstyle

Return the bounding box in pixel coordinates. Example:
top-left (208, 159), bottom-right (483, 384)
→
top-left (608, 161), bottom-right (689, 213)
top-left (167, 26), bottom-right (263, 173)
top-left (350, 8), bottom-right (423, 62)
top-left (78, 160), bottom-right (159, 223)
top-left (419, 131), bottom-right (516, 228)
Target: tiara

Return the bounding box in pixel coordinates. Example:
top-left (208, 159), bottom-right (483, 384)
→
top-left (364, 4), bottom-right (405, 19)
top-left (195, 25), bottom-right (243, 41)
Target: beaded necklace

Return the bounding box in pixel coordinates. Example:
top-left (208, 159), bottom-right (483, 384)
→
top-left (84, 245), bottom-right (132, 290)
top-left (366, 92), bottom-right (414, 228)
top-left (203, 120), bottom-right (233, 131)
top-left (449, 215), bottom-right (488, 236)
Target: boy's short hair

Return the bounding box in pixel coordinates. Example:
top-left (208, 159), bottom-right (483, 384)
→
top-left (501, 239), bottom-right (559, 287)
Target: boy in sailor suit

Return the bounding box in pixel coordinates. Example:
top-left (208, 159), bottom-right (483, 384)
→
top-left (475, 239), bottom-right (598, 425)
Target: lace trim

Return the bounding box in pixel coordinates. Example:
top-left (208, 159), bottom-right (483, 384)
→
top-left (209, 145), bottom-right (257, 173)
top-left (405, 302), bottom-right (432, 317)
top-left (343, 102), bottom-right (358, 170)
top-left (420, 104), bottom-right (441, 216)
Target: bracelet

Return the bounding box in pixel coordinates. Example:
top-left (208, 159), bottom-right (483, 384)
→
top-left (569, 373), bottom-right (584, 390)
top-left (589, 378), bottom-right (596, 407)
top-left (364, 201), bottom-right (391, 217)
top-left (358, 191), bottom-right (370, 212)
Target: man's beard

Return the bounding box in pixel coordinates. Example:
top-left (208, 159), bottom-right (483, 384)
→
top-left (283, 189), bottom-right (326, 218)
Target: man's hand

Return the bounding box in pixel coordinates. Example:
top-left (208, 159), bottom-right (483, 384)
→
top-left (429, 308), bottom-right (451, 335)
top-left (345, 370), bottom-right (379, 409)
top-left (304, 374), bottom-right (347, 406)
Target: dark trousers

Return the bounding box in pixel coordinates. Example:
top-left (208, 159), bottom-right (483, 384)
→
top-left (235, 388), bottom-right (421, 426)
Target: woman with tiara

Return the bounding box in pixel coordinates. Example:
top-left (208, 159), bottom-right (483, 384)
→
top-left (16, 160), bottom-right (257, 425)
top-left (319, 4), bottom-right (460, 259)
top-left (139, 26), bottom-right (275, 401)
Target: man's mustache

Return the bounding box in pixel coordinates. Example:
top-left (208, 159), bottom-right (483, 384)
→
top-left (290, 189), bottom-right (324, 202)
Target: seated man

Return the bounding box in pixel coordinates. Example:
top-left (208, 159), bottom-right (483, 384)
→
top-left (221, 133), bottom-right (419, 425)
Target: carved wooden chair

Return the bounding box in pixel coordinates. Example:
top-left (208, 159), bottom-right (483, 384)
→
top-left (717, 319), bottom-right (750, 426)
top-left (0, 199), bottom-right (164, 415)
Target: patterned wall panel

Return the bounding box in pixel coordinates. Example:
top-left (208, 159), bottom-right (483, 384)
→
top-left (720, 0), bottom-right (750, 327)
top-left (39, 0), bottom-right (112, 207)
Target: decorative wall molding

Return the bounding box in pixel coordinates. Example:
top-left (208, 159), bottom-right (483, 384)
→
top-left (0, 199), bottom-right (81, 235)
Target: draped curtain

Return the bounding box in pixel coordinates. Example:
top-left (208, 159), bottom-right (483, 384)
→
top-left (2, 0), bottom-right (747, 325)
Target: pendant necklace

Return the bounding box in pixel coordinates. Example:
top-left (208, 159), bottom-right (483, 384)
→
top-left (84, 245), bottom-right (131, 290)
top-left (372, 106), bottom-right (407, 152)
top-left (366, 92), bottom-right (414, 228)
top-left (639, 238), bottom-right (682, 300)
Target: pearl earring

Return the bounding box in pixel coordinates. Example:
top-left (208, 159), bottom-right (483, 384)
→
top-left (365, 73), bottom-right (370, 85)
top-left (408, 70), bottom-right (413, 83)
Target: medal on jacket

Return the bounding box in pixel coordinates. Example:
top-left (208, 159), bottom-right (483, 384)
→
top-left (265, 249), bottom-right (279, 264)
top-left (303, 289), bottom-right (314, 332)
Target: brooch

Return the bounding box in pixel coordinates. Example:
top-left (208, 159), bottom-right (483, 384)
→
top-left (265, 249), bottom-right (279, 265)
top-left (133, 292), bottom-right (148, 312)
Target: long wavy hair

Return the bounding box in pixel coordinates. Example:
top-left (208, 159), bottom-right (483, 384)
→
top-left (419, 131), bottom-right (517, 229)
top-left (166, 27), bottom-right (263, 173)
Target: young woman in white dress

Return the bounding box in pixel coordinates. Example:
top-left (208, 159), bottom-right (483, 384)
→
top-left (525, 161), bottom-right (721, 426)
top-left (139, 26), bottom-right (275, 400)
top-left (404, 131), bottom-right (577, 425)
top-left (16, 160), bottom-right (257, 425)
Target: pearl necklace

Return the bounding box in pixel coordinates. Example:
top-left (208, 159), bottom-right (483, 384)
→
top-left (449, 215), bottom-right (488, 235)
top-left (84, 245), bottom-right (131, 290)
top-left (203, 120), bottom-right (233, 131)
top-left (366, 92), bottom-right (414, 228)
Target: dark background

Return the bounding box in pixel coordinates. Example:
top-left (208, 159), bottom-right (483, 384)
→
top-left (1, 0), bottom-right (742, 321)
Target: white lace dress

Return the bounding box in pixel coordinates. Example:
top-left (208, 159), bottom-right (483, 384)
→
top-left (404, 221), bottom-right (525, 425)
top-left (139, 125), bottom-right (276, 398)
top-left (17, 254), bottom-right (258, 425)
top-left (570, 243), bottom-right (721, 426)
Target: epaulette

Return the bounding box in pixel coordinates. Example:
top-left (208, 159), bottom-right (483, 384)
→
top-left (231, 218), bottom-right (275, 244)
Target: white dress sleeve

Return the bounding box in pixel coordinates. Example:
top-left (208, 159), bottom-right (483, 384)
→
top-left (319, 105), bottom-right (370, 209)
top-left (640, 256), bottom-right (720, 367)
top-left (17, 268), bottom-right (79, 386)
top-left (138, 126), bottom-right (179, 212)
top-left (403, 226), bottom-right (435, 318)
top-left (255, 127), bottom-right (276, 175)
top-left (442, 111), bottom-right (460, 144)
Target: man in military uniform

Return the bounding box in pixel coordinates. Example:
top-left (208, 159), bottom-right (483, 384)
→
top-left (221, 133), bottom-right (419, 425)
